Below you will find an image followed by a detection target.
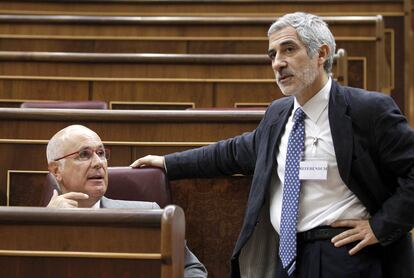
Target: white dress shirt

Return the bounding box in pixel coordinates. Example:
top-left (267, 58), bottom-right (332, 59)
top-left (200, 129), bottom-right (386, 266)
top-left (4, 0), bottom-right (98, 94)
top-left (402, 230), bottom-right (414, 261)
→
top-left (269, 78), bottom-right (370, 233)
top-left (91, 199), bottom-right (101, 209)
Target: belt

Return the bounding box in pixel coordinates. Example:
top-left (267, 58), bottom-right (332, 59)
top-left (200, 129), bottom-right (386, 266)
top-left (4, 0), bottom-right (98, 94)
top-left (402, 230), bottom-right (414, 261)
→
top-left (297, 226), bottom-right (349, 243)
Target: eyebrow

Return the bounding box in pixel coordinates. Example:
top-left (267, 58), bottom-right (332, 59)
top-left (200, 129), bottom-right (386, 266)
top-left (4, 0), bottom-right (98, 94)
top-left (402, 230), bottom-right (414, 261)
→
top-left (268, 39), bottom-right (298, 55)
top-left (78, 144), bottom-right (104, 151)
top-left (279, 40), bottom-right (299, 48)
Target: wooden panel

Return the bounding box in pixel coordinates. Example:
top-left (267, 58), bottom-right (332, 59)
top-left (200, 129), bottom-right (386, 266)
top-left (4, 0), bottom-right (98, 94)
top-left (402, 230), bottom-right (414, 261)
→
top-left (93, 80), bottom-right (215, 108)
top-left (109, 102), bottom-right (194, 110)
top-left (0, 1), bottom-right (404, 16)
top-left (0, 109), bottom-right (261, 141)
top-left (0, 257), bottom-right (161, 278)
top-left (0, 78), bottom-right (89, 101)
top-left (0, 15), bottom-right (384, 38)
top-left (215, 82), bottom-right (280, 107)
top-left (8, 171), bottom-right (47, 206)
top-left (0, 59), bottom-right (273, 79)
top-left (0, 206), bottom-right (185, 278)
top-left (0, 36), bottom-right (188, 53)
top-left (384, 16), bottom-right (406, 112)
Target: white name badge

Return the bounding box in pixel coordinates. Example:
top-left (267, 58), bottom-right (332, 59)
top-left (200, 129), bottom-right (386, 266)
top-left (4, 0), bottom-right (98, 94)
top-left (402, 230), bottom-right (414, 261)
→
top-left (299, 160), bottom-right (328, 180)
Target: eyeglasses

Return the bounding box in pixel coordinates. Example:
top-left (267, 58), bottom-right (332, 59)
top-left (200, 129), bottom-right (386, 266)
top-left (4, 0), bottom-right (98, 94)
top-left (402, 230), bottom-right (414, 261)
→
top-left (53, 147), bottom-right (110, 162)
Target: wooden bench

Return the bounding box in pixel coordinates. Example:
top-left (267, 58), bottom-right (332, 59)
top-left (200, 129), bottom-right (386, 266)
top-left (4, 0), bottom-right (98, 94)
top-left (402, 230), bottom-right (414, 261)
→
top-left (0, 14), bottom-right (386, 92)
top-left (0, 205), bottom-right (185, 278)
top-left (0, 76), bottom-right (280, 109)
top-left (0, 50), bottom-right (349, 108)
top-left (0, 0), bottom-right (408, 122)
top-left (0, 107), bottom-right (260, 278)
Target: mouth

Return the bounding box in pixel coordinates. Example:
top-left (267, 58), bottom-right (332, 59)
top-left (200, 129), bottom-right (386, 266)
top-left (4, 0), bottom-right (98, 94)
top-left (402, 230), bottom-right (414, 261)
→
top-left (278, 74), bottom-right (293, 83)
top-left (87, 174), bottom-right (104, 180)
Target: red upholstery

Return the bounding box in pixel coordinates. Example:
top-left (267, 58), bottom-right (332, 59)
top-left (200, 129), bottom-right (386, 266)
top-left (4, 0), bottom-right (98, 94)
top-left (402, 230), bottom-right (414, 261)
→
top-left (21, 100), bottom-right (108, 109)
top-left (106, 167), bottom-right (171, 208)
top-left (42, 167), bottom-right (171, 208)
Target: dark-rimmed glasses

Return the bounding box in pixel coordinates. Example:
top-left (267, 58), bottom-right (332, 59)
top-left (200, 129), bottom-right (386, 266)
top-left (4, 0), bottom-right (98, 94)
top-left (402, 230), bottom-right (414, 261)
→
top-left (53, 147), bottom-right (110, 162)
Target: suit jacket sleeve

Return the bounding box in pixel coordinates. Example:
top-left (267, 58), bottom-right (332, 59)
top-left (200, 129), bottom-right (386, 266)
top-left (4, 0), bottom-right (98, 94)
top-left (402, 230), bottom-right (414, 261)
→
top-left (165, 129), bottom-right (259, 180)
top-left (361, 95), bottom-right (414, 244)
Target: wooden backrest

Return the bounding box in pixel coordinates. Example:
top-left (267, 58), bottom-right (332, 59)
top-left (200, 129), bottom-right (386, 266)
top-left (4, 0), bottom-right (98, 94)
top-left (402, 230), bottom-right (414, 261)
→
top-left (0, 205), bottom-right (185, 278)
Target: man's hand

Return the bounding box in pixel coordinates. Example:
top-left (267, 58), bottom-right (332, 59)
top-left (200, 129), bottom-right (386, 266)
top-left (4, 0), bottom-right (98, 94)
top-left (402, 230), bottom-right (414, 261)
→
top-left (331, 219), bottom-right (379, 255)
top-left (130, 155), bottom-right (165, 168)
top-left (47, 189), bottom-right (89, 208)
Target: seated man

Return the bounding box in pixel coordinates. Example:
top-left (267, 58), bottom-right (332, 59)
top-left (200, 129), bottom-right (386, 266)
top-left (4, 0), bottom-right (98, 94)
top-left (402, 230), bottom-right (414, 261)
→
top-left (46, 124), bottom-right (207, 278)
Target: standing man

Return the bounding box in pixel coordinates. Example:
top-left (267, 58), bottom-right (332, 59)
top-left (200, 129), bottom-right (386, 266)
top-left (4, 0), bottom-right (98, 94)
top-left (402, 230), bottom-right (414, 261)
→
top-left (46, 124), bottom-right (208, 278)
top-left (132, 12), bottom-right (414, 278)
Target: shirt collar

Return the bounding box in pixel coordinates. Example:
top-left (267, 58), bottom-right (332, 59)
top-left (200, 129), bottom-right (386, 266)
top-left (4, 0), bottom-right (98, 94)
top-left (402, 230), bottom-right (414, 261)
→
top-left (293, 77), bottom-right (331, 122)
top-left (91, 199), bottom-right (101, 209)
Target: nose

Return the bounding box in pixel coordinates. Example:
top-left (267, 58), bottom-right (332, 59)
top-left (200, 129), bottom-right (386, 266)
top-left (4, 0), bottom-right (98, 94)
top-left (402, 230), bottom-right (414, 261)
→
top-left (90, 152), bottom-right (105, 168)
top-left (272, 54), bottom-right (287, 73)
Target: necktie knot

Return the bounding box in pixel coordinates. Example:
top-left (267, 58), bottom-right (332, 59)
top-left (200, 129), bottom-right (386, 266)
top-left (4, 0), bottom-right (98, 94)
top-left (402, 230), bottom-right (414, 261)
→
top-left (293, 107), bottom-right (306, 123)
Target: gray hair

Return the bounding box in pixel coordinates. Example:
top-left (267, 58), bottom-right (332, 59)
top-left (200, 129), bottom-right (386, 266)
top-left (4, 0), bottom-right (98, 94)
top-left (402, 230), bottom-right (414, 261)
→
top-left (267, 12), bottom-right (336, 73)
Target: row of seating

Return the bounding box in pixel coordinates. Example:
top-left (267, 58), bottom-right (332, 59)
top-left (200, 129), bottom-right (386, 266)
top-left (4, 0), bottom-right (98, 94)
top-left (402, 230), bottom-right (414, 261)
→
top-left (0, 0), bottom-right (408, 115)
top-left (0, 49), bottom-right (349, 109)
top-left (0, 107), bottom-right (258, 277)
top-left (0, 14), bottom-right (389, 93)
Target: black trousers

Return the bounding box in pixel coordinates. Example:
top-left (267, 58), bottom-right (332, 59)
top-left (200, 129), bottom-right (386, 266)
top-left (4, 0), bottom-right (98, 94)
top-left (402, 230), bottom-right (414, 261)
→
top-left (275, 239), bottom-right (382, 278)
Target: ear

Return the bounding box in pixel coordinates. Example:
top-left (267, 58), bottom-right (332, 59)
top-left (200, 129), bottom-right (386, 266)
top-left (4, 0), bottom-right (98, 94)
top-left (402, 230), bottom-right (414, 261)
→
top-left (317, 44), bottom-right (330, 66)
top-left (48, 161), bottom-right (63, 182)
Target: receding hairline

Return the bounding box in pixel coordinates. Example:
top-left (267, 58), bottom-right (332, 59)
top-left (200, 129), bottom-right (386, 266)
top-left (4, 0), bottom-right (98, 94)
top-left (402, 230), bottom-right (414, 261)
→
top-left (46, 125), bottom-right (101, 163)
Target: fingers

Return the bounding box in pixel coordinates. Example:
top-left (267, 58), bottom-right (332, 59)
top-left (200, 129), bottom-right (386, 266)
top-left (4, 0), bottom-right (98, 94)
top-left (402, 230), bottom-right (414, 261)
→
top-left (130, 155), bottom-right (147, 168)
top-left (330, 219), bottom-right (379, 255)
top-left (129, 159), bottom-right (141, 168)
top-left (130, 155), bottom-right (165, 168)
top-left (331, 229), bottom-right (361, 248)
top-left (61, 192), bottom-right (89, 200)
top-left (47, 191), bottom-right (89, 208)
top-left (348, 239), bottom-right (369, 255)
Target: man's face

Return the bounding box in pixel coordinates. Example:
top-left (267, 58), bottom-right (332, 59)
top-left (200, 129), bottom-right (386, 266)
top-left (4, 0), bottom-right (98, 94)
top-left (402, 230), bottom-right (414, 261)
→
top-left (268, 26), bottom-right (325, 103)
top-left (54, 129), bottom-right (108, 204)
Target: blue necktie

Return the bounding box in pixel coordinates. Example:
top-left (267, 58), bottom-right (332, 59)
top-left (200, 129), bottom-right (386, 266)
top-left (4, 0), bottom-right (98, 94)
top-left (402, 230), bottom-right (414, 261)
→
top-left (279, 107), bottom-right (306, 276)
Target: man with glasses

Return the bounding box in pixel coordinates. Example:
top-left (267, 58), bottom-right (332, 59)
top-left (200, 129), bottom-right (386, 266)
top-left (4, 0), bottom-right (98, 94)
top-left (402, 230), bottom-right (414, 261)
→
top-left (46, 125), bottom-right (207, 277)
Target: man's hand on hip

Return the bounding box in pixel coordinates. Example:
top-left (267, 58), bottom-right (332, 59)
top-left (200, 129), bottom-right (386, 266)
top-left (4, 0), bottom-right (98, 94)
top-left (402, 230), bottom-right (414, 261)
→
top-left (331, 219), bottom-right (379, 255)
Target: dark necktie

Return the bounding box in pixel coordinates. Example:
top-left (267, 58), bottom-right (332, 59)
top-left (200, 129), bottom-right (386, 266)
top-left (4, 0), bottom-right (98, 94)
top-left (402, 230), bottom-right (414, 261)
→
top-left (279, 107), bottom-right (306, 276)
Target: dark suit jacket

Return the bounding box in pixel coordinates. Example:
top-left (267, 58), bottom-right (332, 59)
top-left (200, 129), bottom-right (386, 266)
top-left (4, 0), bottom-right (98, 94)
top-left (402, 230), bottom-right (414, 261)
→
top-left (165, 81), bottom-right (414, 278)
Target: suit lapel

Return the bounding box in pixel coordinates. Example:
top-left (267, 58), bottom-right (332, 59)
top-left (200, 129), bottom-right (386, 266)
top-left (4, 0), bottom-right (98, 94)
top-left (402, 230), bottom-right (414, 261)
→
top-left (329, 81), bottom-right (353, 185)
top-left (266, 98), bottom-right (294, 165)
